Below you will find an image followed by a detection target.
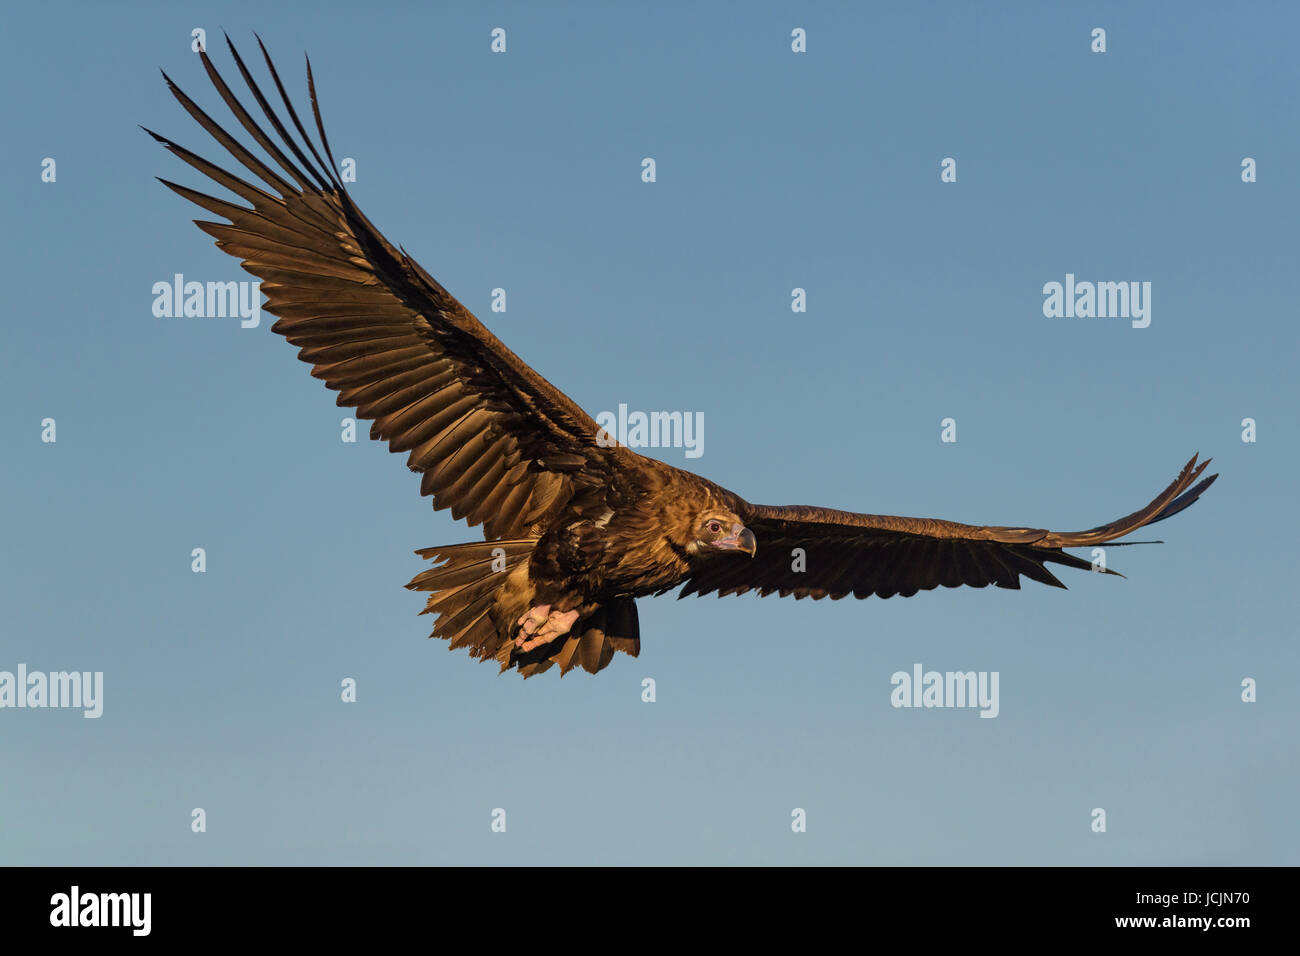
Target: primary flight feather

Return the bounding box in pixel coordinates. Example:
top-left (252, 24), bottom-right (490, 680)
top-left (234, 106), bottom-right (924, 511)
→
top-left (150, 38), bottom-right (1218, 678)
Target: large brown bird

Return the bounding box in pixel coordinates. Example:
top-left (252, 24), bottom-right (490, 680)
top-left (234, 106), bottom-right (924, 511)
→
top-left (150, 38), bottom-right (1218, 678)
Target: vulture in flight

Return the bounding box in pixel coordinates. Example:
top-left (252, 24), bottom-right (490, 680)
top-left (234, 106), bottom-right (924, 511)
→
top-left (150, 38), bottom-right (1218, 678)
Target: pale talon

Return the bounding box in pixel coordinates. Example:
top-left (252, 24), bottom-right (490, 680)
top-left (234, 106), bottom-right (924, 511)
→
top-left (513, 606), bottom-right (580, 651)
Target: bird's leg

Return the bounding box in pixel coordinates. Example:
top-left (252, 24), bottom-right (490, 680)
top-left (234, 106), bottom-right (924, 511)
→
top-left (514, 604), bottom-right (581, 652)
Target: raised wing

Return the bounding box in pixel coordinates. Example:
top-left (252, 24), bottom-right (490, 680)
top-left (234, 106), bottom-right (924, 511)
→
top-left (149, 36), bottom-right (624, 539)
top-left (681, 455), bottom-right (1217, 600)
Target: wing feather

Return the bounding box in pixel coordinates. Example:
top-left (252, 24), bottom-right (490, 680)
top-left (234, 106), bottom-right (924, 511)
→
top-left (682, 456), bottom-right (1217, 600)
top-left (153, 37), bottom-right (636, 538)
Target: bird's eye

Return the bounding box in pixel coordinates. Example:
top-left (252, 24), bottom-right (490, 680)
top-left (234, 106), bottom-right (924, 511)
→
top-left (707, 520), bottom-right (722, 535)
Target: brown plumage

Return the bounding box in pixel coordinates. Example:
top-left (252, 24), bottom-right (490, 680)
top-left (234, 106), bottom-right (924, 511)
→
top-left (151, 38), bottom-right (1218, 678)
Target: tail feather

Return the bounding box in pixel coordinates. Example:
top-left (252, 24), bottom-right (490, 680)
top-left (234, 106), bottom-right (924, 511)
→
top-left (406, 540), bottom-right (639, 677)
top-left (406, 539), bottom-right (533, 658)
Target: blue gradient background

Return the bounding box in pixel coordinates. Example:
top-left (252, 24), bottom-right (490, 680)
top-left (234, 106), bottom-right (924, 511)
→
top-left (2, 1), bottom-right (1296, 865)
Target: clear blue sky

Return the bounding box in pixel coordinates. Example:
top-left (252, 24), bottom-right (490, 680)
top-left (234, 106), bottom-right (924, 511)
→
top-left (2, 0), bottom-right (1296, 864)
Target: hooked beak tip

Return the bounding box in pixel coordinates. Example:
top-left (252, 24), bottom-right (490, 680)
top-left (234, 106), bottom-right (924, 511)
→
top-left (733, 527), bottom-right (757, 557)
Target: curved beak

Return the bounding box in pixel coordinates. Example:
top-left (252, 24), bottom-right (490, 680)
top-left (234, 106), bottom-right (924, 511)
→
top-left (716, 524), bottom-right (757, 557)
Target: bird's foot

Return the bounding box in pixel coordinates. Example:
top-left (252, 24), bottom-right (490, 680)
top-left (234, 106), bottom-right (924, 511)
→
top-left (514, 605), bottom-right (580, 652)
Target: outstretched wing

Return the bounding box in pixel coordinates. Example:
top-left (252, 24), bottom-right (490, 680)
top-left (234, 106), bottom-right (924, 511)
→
top-left (680, 455), bottom-right (1217, 600)
top-left (149, 36), bottom-right (628, 539)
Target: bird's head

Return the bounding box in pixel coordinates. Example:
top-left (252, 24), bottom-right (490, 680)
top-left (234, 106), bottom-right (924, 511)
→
top-left (688, 511), bottom-right (757, 558)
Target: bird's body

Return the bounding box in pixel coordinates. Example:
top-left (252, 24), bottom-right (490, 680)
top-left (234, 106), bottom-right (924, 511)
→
top-left (152, 38), bottom-right (1217, 677)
